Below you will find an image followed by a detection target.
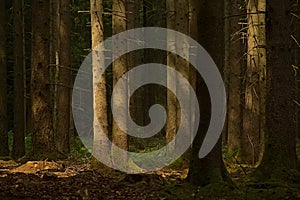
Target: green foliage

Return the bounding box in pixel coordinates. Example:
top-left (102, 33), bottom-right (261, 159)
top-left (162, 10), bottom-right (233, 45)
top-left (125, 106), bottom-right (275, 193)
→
top-left (69, 137), bottom-right (91, 158)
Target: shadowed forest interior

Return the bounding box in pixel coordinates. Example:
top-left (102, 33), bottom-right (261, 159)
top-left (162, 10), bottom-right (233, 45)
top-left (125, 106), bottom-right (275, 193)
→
top-left (0, 0), bottom-right (300, 199)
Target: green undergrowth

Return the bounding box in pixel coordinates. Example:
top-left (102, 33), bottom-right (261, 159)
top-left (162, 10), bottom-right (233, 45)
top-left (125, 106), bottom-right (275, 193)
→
top-left (69, 137), bottom-right (92, 158)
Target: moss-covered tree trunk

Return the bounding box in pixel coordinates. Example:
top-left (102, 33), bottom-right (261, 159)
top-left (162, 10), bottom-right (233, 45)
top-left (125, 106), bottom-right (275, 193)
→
top-left (188, 0), bottom-right (229, 186)
top-left (256, 0), bottom-right (298, 179)
top-left (0, 0), bottom-right (9, 157)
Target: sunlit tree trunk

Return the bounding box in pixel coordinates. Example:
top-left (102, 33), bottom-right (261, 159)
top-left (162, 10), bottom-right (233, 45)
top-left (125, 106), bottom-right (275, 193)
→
top-left (0, 0), bottom-right (9, 157)
top-left (242, 0), bottom-right (266, 164)
top-left (90, 0), bottom-right (110, 163)
top-left (112, 0), bottom-right (128, 164)
top-left (31, 0), bottom-right (57, 158)
top-left (257, 0), bottom-right (298, 178)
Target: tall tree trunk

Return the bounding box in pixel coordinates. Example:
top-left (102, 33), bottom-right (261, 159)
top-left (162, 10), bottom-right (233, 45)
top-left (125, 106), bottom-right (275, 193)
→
top-left (291, 1), bottom-right (300, 139)
top-left (127, 0), bottom-right (147, 149)
top-left (242, 0), bottom-right (266, 164)
top-left (166, 0), bottom-right (177, 146)
top-left (12, 0), bottom-right (26, 158)
top-left (224, 0), bottom-right (245, 160)
top-left (188, 0), bottom-right (229, 186)
top-left (175, 0), bottom-right (190, 149)
top-left (31, 0), bottom-right (57, 158)
top-left (50, 0), bottom-right (60, 146)
top-left (142, 0), bottom-right (166, 139)
top-left (112, 0), bottom-right (128, 165)
top-left (90, 0), bottom-right (110, 163)
top-left (188, 0), bottom-right (199, 145)
top-left (0, 0), bottom-right (9, 157)
top-left (257, 0), bottom-right (298, 179)
top-left (56, 0), bottom-right (71, 155)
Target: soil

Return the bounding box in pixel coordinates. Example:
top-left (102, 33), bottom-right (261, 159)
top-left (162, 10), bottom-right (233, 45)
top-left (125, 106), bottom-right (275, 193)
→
top-left (0, 160), bottom-right (165, 200)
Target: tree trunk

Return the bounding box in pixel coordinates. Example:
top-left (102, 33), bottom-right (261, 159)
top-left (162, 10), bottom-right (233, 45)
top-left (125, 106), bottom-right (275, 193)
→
top-left (291, 1), bottom-right (300, 139)
top-left (224, 0), bottom-right (245, 160)
top-left (175, 0), bottom-right (190, 149)
top-left (31, 0), bottom-right (57, 158)
top-left (56, 0), bottom-right (71, 155)
top-left (142, 0), bottom-right (166, 139)
top-left (0, 0), bottom-right (9, 157)
top-left (257, 0), bottom-right (298, 179)
top-left (127, 0), bottom-right (139, 142)
top-left (166, 0), bottom-right (177, 146)
top-left (242, 0), bottom-right (266, 164)
top-left (188, 0), bottom-right (229, 186)
top-left (90, 0), bottom-right (110, 162)
top-left (50, 0), bottom-right (60, 147)
top-left (112, 0), bottom-right (128, 165)
top-left (188, 0), bottom-right (199, 146)
top-left (12, 0), bottom-right (26, 158)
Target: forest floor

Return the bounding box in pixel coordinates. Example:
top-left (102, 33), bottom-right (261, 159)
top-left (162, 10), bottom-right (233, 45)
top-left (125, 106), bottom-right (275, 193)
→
top-left (0, 157), bottom-right (300, 200)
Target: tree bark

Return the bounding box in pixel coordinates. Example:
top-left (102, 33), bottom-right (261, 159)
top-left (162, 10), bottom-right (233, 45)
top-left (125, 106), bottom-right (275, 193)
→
top-left (166, 0), bottom-right (177, 146)
top-left (224, 0), bottom-right (245, 160)
top-left (12, 0), bottom-right (26, 158)
top-left (112, 0), bottom-right (128, 165)
top-left (242, 0), bottom-right (266, 164)
top-left (257, 0), bottom-right (298, 179)
top-left (188, 0), bottom-right (229, 186)
top-left (0, 0), bottom-right (9, 157)
top-left (56, 0), bottom-right (71, 155)
top-left (31, 0), bottom-right (57, 158)
top-left (90, 0), bottom-right (110, 162)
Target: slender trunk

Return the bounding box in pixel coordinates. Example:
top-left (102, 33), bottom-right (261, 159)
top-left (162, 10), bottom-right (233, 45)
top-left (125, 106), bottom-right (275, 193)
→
top-left (112, 0), bottom-right (128, 165)
top-left (56, 0), bottom-right (71, 155)
top-left (224, 0), bottom-right (246, 160)
top-left (31, 0), bottom-right (57, 158)
top-left (166, 0), bottom-right (177, 146)
top-left (90, 0), bottom-right (110, 162)
top-left (175, 0), bottom-right (190, 150)
top-left (242, 0), bottom-right (266, 164)
top-left (0, 0), bottom-right (9, 157)
top-left (13, 0), bottom-right (26, 158)
top-left (188, 0), bottom-right (199, 146)
top-left (50, 0), bottom-right (60, 144)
